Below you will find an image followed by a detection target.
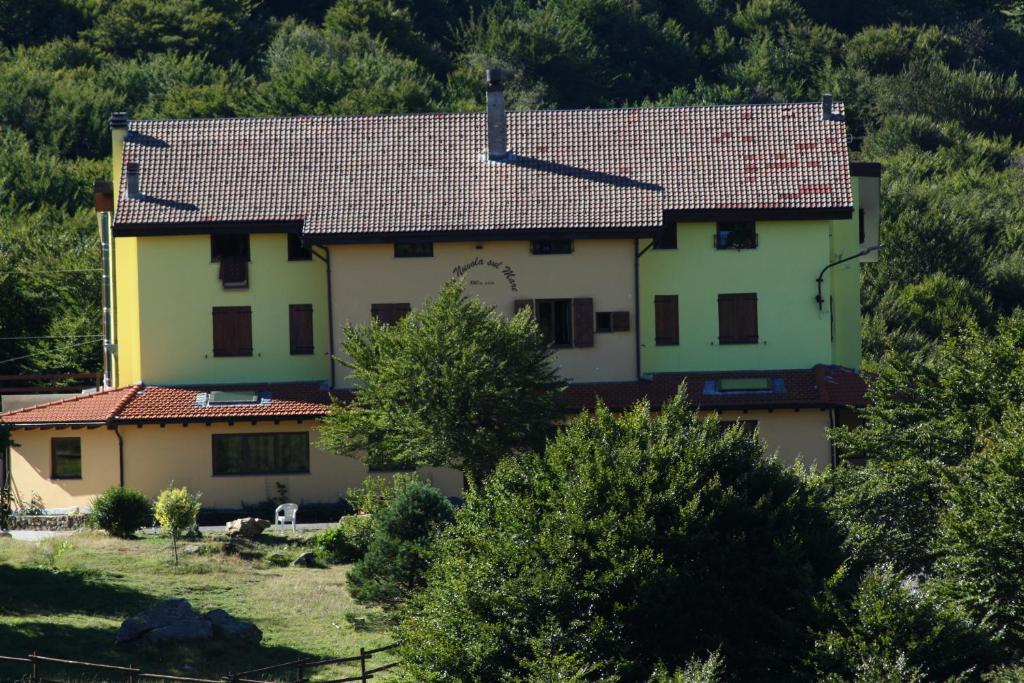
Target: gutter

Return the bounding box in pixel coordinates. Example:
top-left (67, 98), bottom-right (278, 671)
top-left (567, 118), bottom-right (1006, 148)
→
top-left (311, 245), bottom-right (336, 388)
top-left (113, 423), bottom-right (124, 487)
top-left (635, 238), bottom-right (656, 381)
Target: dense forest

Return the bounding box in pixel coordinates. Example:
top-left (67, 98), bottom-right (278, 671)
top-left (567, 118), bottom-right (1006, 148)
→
top-left (2, 0), bottom-right (1023, 374)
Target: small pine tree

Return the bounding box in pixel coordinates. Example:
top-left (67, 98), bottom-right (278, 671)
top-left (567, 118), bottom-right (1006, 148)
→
top-left (348, 480), bottom-right (454, 608)
top-left (153, 486), bottom-right (201, 565)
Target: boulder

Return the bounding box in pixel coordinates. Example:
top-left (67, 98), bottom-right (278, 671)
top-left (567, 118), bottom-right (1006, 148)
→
top-left (225, 517), bottom-right (270, 538)
top-left (205, 609), bottom-right (262, 643)
top-left (116, 599), bottom-right (210, 646)
top-left (291, 552), bottom-right (317, 567)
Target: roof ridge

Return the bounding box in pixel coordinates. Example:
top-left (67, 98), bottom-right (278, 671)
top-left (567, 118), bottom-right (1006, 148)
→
top-left (0, 385), bottom-right (135, 420)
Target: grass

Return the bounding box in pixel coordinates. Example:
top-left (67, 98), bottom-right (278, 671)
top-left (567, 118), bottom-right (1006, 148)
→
top-left (0, 530), bottom-right (397, 682)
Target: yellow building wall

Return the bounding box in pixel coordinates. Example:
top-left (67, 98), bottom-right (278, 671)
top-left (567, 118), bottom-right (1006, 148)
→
top-left (9, 428), bottom-right (121, 510)
top-left (113, 236), bottom-right (142, 386)
top-left (328, 240), bottom-right (638, 385)
top-left (715, 408), bottom-right (833, 470)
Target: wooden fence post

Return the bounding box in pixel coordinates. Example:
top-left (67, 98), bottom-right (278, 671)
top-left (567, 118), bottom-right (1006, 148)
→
top-left (360, 647), bottom-right (367, 682)
top-left (29, 652), bottom-right (38, 683)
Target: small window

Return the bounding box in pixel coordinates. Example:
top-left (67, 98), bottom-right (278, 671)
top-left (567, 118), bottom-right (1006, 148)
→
top-left (654, 295), bottom-right (679, 346)
top-left (211, 234), bottom-right (250, 262)
top-left (371, 303), bottom-right (411, 325)
top-left (718, 377), bottom-right (771, 392)
top-left (51, 437), bottom-right (82, 479)
top-left (212, 306), bottom-right (253, 357)
top-left (718, 293), bottom-right (758, 344)
top-left (715, 222), bottom-right (757, 250)
top-left (535, 299), bottom-right (573, 346)
top-left (212, 433), bottom-right (310, 476)
top-left (288, 234), bottom-right (312, 261)
top-left (596, 311), bottom-right (630, 333)
top-left (654, 224), bottom-right (677, 250)
top-left (394, 242), bottom-right (434, 258)
top-left (531, 240), bottom-right (573, 255)
top-left (289, 304), bottom-right (314, 355)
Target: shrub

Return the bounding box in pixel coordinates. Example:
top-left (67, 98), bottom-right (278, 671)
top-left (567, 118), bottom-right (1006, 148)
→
top-left (348, 480), bottom-right (454, 608)
top-left (90, 486), bottom-right (152, 538)
top-left (154, 485), bottom-right (202, 566)
top-left (346, 472), bottom-right (420, 514)
top-left (313, 515), bottom-right (374, 564)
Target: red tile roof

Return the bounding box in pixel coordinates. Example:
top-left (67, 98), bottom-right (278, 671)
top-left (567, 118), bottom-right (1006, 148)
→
top-left (0, 385), bottom-right (140, 425)
top-left (113, 103), bottom-right (852, 238)
top-left (561, 365), bottom-right (867, 412)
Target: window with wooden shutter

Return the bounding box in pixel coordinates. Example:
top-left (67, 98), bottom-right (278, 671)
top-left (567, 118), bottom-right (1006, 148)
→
top-left (535, 299), bottom-right (573, 347)
top-left (654, 295), bottom-right (678, 346)
top-left (289, 304), bottom-right (314, 355)
top-left (371, 303), bottom-right (411, 325)
top-left (212, 306), bottom-right (253, 357)
top-left (211, 234), bottom-right (250, 289)
top-left (718, 293), bottom-right (758, 344)
top-left (611, 311), bottom-right (630, 332)
top-left (572, 298), bottom-right (594, 348)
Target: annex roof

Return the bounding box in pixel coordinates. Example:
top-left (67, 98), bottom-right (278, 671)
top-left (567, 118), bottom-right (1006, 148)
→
top-left (0, 385), bottom-right (140, 425)
top-left (561, 365), bottom-right (867, 412)
top-left (113, 103), bottom-right (853, 239)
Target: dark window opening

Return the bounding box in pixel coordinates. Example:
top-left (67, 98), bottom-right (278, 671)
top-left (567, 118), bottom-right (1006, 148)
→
top-left (654, 295), bottom-right (679, 346)
top-left (858, 209), bottom-right (866, 244)
top-left (51, 437), bottom-right (82, 479)
top-left (654, 224), bottom-right (677, 250)
top-left (718, 293), bottom-right (758, 344)
top-left (531, 240), bottom-right (573, 255)
top-left (212, 433), bottom-right (310, 476)
top-left (212, 306), bottom-right (253, 357)
top-left (289, 304), bottom-right (314, 354)
top-left (536, 299), bottom-right (573, 346)
top-left (288, 233), bottom-right (312, 261)
top-left (371, 303), bottom-right (411, 325)
top-left (715, 222), bottom-right (757, 250)
top-left (596, 311), bottom-right (630, 333)
top-left (596, 312), bottom-right (612, 333)
top-left (211, 234), bottom-right (250, 288)
top-left (394, 242), bottom-right (434, 258)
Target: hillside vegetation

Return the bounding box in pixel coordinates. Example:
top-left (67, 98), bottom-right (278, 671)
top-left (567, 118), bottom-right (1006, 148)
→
top-left (1, 0), bottom-right (1023, 373)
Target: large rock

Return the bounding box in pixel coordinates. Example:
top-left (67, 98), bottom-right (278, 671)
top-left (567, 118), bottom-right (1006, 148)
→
top-left (225, 517), bottom-right (270, 538)
top-left (205, 609), bottom-right (262, 643)
top-left (117, 599), bottom-right (261, 647)
top-left (291, 552), bottom-right (317, 567)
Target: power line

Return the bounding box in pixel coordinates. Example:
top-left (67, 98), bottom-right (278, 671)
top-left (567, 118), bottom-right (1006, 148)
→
top-left (0, 334), bottom-right (102, 341)
top-left (0, 337), bottom-right (102, 367)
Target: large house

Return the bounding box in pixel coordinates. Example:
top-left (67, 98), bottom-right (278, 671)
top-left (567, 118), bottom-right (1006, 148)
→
top-left (1, 73), bottom-right (876, 511)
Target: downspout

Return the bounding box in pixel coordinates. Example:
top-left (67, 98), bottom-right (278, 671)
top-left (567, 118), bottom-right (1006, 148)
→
top-left (94, 182), bottom-right (115, 388)
top-left (114, 423), bottom-right (124, 487)
top-left (635, 238), bottom-right (656, 381)
top-left (312, 245), bottom-right (335, 388)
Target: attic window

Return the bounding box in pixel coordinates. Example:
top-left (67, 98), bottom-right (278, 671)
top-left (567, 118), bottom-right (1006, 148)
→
top-left (209, 390), bottom-right (260, 405)
top-left (718, 377), bottom-right (771, 392)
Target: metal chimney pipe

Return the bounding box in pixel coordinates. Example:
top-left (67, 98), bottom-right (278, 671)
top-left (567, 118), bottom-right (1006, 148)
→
top-left (126, 162), bottom-right (140, 197)
top-left (486, 69), bottom-right (508, 161)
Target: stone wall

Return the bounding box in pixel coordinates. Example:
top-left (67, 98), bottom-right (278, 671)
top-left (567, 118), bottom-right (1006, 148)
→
top-left (9, 514), bottom-right (90, 531)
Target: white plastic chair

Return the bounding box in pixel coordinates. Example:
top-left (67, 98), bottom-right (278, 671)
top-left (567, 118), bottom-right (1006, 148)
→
top-left (275, 503), bottom-right (298, 532)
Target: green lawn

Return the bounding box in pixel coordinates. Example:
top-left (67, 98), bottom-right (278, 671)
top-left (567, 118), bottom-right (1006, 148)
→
top-left (0, 530), bottom-right (396, 682)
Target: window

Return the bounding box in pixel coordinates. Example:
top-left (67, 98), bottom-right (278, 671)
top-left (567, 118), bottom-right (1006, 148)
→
top-left (718, 293), bottom-right (758, 344)
top-left (654, 295), bottom-right (679, 346)
top-left (212, 433), bottom-right (310, 476)
top-left (51, 437), bottom-right (81, 479)
top-left (212, 306), bottom-right (253, 356)
top-left (596, 311), bottom-right (630, 333)
top-left (531, 240), bottom-right (573, 255)
top-left (211, 234), bottom-right (250, 288)
top-left (371, 303), bottom-right (411, 324)
top-left (654, 224), bottom-right (677, 250)
top-left (289, 304), bottom-right (314, 355)
top-left (715, 222), bottom-right (757, 250)
top-left (394, 242), bottom-right (433, 258)
top-left (718, 377), bottom-right (771, 392)
top-left (535, 299), bottom-right (573, 346)
top-left (287, 233), bottom-right (312, 261)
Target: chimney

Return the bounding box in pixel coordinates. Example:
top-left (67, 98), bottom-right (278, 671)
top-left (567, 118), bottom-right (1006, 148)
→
top-left (821, 94), bottom-right (834, 121)
top-left (486, 69), bottom-right (509, 161)
top-left (109, 112), bottom-right (129, 130)
top-left (125, 162), bottom-right (140, 197)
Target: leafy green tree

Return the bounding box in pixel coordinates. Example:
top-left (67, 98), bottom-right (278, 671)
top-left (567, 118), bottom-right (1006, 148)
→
top-left (347, 478), bottom-right (453, 607)
top-left (812, 565), bottom-right (1001, 680)
top-left (397, 392), bottom-right (843, 680)
top-left (153, 486), bottom-right (201, 565)
top-left (319, 279), bottom-right (563, 484)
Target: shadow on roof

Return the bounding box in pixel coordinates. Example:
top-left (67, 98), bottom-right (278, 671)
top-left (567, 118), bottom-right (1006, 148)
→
top-left (510, 155), bottom-right (664, 192)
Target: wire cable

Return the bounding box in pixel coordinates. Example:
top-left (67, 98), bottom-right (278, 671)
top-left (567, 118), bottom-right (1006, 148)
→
top-left (0, 337), bottom-right (102, 367)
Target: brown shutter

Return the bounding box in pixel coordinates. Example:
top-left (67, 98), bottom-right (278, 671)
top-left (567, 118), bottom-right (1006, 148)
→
top-left (572, 298), bottom-right (594, 348)
top-left (654, 295), bottom-right (678, 345)
top-left (235, 307), bottom-right (253, 355)
top-left (219, 256), bottom-right (248, 289)
top-left (213, 308), bottom-right (229, 356)
top-left (611, 311), bottom-right (630, 332)
top-left (719, 294), bottom-right (757, 343)
top-left (213, 306), bottom-right (252, 356)
top-left (718, 295), bottom-right (737, 343)
top-left (289, 304), bottom-right (314, 354)
top-left (513, 299), bottom-right (535, 316)
top-left (739, 294), bottom-right (758, 342)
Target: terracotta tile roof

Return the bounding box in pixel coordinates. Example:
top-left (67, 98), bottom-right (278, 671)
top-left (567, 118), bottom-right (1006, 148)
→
top-left (561, 365), bottom-right (867, 413)
top-left (113, 103), bottom-right (852, 237)
top-left (0, 383), bottom-right (347, 426)
top-left (0, 385), bottom-right (140, 425)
